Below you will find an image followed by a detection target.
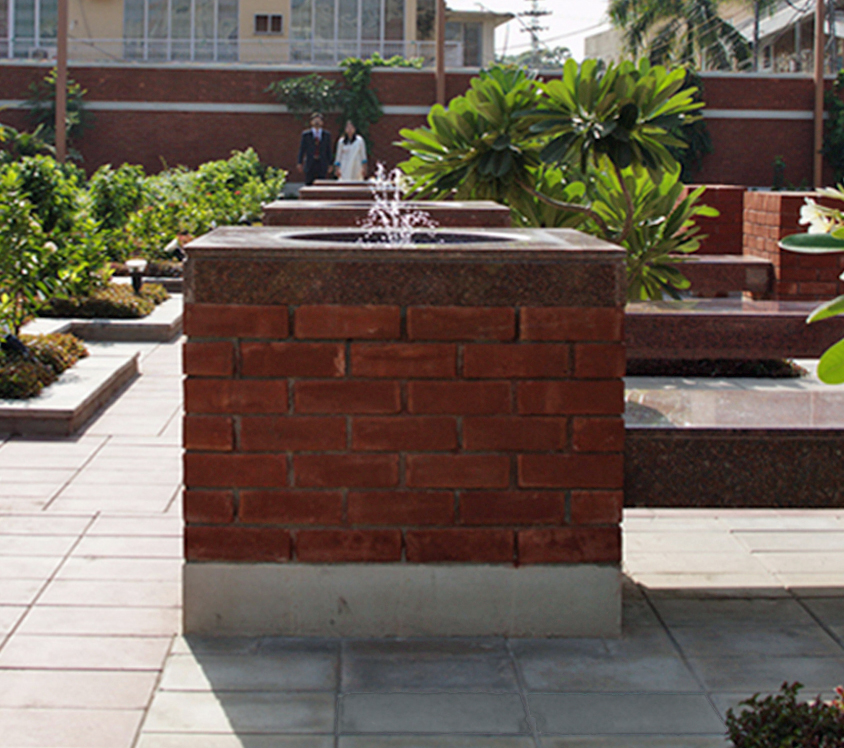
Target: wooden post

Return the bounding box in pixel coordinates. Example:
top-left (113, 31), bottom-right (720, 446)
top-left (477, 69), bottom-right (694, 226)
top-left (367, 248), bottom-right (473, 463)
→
top-left (814, 0), bottom-right (825, 186)
top-left (435, 0), bottom-right (446, 105)
top-left (55, 0), bottom-right (68, 163)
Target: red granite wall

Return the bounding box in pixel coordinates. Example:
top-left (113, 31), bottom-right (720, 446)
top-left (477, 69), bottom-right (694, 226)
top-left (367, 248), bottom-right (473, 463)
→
top-left (181, 231), bottom-right (625, 568)
top-left (743, 191), bottom-right (844, 300)
top-left (683, 184), bottom-right (746, 255)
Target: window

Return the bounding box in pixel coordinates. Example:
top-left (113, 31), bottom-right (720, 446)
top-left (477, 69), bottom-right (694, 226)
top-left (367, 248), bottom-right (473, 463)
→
top-left (2, 0), bottom-right (57, 58)
top-left (445, 20), bottom-right (482, 68)
top-left (255, 14), bottom-right (283, 34)
top-left (290, 0), bottom-right (404, 61)
top-left (123, 0), bottom-right (239, 61)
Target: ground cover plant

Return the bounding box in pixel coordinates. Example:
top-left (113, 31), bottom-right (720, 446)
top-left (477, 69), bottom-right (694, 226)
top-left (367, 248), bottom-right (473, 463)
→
top-left (0, 333), bottom-right (87, 399)
top-left (39, 283), bottom-right (169, 319)
top-left (397, 60), bottom-right (716, 300)
top-left (726, 682), bottom-right (844, 747)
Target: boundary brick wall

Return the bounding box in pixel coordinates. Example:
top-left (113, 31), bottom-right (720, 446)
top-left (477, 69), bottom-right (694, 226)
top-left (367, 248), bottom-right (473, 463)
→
top-left (0, 63), bottom-right (836, 187)
top-left (182, 227), bottom-right (626, 569)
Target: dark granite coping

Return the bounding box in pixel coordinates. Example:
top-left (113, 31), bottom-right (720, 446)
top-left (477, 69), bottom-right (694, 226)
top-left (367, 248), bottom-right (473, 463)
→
top-left (263, 199), bottom-right (511, 211)
top-left (185, 226), bottom-right (625, 262)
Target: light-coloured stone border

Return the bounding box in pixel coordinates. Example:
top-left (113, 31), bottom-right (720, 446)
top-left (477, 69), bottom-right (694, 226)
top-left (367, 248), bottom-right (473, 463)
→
top-left (24, 295), bottom-right (183, 343)
top-left (183, 562), bottom-right (621, 637)
top-left (0, 349), bottom-right (140, 435)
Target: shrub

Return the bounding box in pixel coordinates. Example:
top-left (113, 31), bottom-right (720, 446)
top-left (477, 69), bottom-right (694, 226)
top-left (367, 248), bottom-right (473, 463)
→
top-left (0, 169), bottom-right (54, 336)
top-left (39, 283), bottom-right (169, 319)
top-left (13, 155), bottom-right (80, 235)
top-left (0, 333), bottom-right (87, 399)
top-left (89, 163), bottom-right (146, 231)
top-left (726, 682), bottom-right (844, 748)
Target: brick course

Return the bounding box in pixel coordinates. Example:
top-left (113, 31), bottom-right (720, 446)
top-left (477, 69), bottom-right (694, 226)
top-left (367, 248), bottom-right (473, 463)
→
top-left (183, 230), bottom-right (624, 567)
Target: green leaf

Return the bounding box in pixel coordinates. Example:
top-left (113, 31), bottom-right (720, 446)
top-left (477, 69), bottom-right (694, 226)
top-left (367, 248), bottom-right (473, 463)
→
top-left (818, 337), bottom-right (844, 383)
top-left (807, 294), bottom-right (844, 323)
top-left (779, 232), bottom-right (844, 253)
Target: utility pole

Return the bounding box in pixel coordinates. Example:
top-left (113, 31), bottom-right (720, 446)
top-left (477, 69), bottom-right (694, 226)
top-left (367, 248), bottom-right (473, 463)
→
top-left (435, 0), bottom-right (446, 104)
top-left (55, 0), bottom-right (68, 163)
top-left (519, 0), bottom-right (549, 69)
top-left (814, 0), bottom-right (825, 186)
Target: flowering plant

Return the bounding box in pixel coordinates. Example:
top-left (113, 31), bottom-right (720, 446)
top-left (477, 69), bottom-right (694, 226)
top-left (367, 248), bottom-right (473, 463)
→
top-left (780, 186), bottom-right (844, 383)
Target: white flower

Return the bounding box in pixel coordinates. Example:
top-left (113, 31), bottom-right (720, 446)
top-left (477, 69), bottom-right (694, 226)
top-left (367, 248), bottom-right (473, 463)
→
top-left (43, 241), bottom-right (58, 253)
top-left (800, 200), bottom-right (835, 234)
top-left (815, 186), bottom-right (844, 202)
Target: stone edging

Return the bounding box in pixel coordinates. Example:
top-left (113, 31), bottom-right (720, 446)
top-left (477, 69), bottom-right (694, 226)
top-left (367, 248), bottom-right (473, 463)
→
top-left (0, 349), bottom-right (140, 436)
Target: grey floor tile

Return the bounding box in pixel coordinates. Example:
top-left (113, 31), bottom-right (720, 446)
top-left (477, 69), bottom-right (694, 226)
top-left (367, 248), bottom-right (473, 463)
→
top-left (0, 669), bottom-right (158, 709)
top-left (652, 597), bottom-right (817, 628)
top-left (802, 597), bottom-right (844, 633)
top-left (529, 693), bottom-right (724, 735)
top-left (138, 736), bottom-right (334, 748)
top-left (671, 624), bottom-right (844, 657)
top-left (160, 651), bottom-right (338, 691)
top-left (340, 738), bottom-right (535, 748)
top-left (688, 654), bottom-right (844, 691)
top-left (144, 691), bottom-right (335, 734)
top-left (173, 636), bottom-right (261, 656)
top-left (342, 638), bottom-right (517, 692)
top-left (512, 632), bottom-right (700, 693)
top-left (340, 693), bottom-right (529, 734)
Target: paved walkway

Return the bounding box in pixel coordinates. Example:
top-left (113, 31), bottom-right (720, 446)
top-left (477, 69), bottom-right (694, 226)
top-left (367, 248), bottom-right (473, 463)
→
top-left (0, 337), bottom-right (842, 747)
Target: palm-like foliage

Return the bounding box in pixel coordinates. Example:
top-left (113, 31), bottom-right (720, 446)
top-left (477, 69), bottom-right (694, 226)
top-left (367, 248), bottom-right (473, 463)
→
top-left (608, 0), bottom-right (750, 70)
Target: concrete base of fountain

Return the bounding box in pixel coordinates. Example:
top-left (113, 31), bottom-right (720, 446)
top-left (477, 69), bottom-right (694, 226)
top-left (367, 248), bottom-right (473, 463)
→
top-left (184, 563), bottom-right (620, 636)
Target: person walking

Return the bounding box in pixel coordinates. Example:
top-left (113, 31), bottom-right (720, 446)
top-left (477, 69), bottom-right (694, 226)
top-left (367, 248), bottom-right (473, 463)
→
top-left (297, 112), bottom-right (333, 185)
top-left (334, 120), bottom-right (368, 182)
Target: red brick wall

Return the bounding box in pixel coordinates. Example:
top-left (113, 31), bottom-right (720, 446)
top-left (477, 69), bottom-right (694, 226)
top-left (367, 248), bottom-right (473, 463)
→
top-left (743, 190), bottom-right (844, 300)
top-left (0, 63), bottom-right (836, 186)
top-left (182, 229), bottom-right (625, 567)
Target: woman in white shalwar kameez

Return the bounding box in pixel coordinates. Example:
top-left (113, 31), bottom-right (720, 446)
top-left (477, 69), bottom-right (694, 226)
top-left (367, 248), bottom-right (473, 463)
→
top-left (334, 120), bottom-right (368, 182)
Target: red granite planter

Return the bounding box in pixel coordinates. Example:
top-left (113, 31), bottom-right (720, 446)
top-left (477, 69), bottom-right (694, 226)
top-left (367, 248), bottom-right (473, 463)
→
top-left (262, 200), bottom-right (511, 228)
top-left (744, 191), bottom-right (844, 300)
top-left (182, 226), bottom-right (626, 636)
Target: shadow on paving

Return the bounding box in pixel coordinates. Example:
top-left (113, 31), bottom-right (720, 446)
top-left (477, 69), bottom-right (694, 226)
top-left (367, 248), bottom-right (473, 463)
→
top-left (136, 574), bottom-right (844, 748)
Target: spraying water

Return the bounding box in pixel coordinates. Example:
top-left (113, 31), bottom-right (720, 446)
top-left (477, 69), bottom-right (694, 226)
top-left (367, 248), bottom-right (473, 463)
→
top-left (359, 164), bottom-right (438, 246)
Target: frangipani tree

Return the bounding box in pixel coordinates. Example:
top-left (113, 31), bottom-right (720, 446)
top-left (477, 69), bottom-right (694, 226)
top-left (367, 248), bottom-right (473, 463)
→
top-left (780, 189), bottom-right (844, 383)
top-left (398, 59), bottom-right (716, 300)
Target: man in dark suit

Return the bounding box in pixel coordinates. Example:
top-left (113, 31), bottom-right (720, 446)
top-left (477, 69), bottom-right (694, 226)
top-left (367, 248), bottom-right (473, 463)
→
top-left (297, 112), bottom-right (333, 185)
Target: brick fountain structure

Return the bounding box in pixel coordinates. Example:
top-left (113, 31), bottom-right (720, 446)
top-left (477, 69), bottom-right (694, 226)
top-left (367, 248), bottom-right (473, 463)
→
top-left (182, 226), bottom-right (626, 636)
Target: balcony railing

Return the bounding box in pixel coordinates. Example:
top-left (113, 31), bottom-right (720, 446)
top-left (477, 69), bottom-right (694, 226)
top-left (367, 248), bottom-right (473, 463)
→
top-left (0, 37), bottom-right (467, 67)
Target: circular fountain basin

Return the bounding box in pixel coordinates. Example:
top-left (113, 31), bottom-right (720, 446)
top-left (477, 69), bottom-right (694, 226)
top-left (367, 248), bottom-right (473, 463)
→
top-left (286, 228), bottom-right (518, 245)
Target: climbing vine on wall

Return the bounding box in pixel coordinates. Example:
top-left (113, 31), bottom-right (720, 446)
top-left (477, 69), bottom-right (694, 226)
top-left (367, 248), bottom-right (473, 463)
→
top-left (267, 53), bottom-right (422, 148)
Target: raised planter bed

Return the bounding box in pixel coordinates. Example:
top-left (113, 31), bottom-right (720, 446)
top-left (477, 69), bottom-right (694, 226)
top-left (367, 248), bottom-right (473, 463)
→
top-left (25, 295), bottom-right (183, 343)
top-left (0, 345), bottom-right (139, 435)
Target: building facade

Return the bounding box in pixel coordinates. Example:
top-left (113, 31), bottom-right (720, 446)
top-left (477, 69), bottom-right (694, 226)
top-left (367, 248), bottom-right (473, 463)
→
top-left (0, 0), bottom-right (510, 66)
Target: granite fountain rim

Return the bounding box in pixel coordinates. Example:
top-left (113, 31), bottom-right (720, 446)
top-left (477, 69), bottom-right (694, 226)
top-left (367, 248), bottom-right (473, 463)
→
top-left (185, 226), bottom-right (626, 262)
